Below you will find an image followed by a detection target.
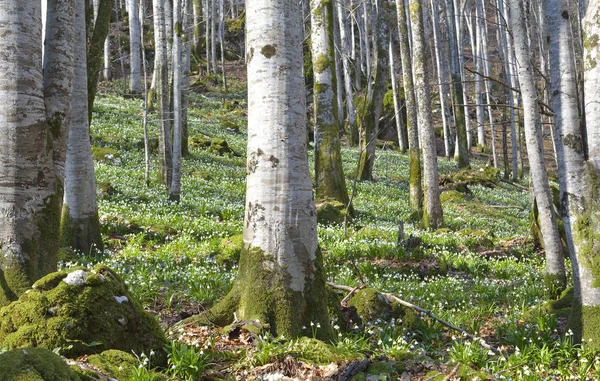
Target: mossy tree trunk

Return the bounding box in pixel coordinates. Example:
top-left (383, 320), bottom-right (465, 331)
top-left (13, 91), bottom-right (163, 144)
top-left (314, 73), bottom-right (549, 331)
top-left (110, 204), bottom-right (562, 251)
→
top-left (511, 0), bottom-right (566, 290)
top-left (410, 0), bottom-right (443, 230)
top-left (446, 0), bottom-right (469, 169)
top-left (0, 2), bottom-right (66, 306)
top-left (154, 0), bottom-right (173, 188)
top-left (206, 0), bottom-right (332, 340)
top-left (310, 0), bottom-right (349, 205)
top-left (396, 0), bottom-right (423, 215)
top-left (357, 0), bottom-right (390, 181)
top-left (551, 0), bottom-right (600, 348)
top-left (87, 0), bottom-right (112, 123)
top-left (61, 0), bottom-right (104, 256)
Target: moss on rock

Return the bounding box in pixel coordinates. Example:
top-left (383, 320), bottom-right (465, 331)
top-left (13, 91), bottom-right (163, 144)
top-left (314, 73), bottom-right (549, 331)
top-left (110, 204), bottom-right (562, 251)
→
top-left (86, 350), bottom-right (137, 380)
top-left (90, 147), bottom-right (117, 162)
top-left (348, 288), bottom-right (419, 329)
top-left (0, 265), bottom-right (166, 364)
top-left (315, 200), bottom-right (347, 225)
top-left (0, 347), bottom-right (80, 381)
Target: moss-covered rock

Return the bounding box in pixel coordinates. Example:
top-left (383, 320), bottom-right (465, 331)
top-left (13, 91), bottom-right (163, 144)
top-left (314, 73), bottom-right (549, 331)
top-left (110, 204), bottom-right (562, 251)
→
top-left (0, 347), bottom-right (80, 381)
top-left (316, 200), bottom-right (348, 225)
top-left (217, 234), bottom-right (244, 266)
top-left (456, 229), bottom-right (495, 249)
top-left (347, 288), bottom-right (419, 329)
top-left (0, 265), bottom-right (166, 364)
top-left (85, 350), bottom-right (137, 380)
top-left (189, 135), bottom-right (233, 155)
top-left (445, 167), bottom-right (500, 187)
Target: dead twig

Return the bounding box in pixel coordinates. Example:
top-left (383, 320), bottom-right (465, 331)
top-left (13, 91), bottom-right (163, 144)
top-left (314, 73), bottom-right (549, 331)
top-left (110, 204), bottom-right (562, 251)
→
top-left (327, 282), bottom-right (505, 357)
top-left (500, 178), bottom-right (529, 191)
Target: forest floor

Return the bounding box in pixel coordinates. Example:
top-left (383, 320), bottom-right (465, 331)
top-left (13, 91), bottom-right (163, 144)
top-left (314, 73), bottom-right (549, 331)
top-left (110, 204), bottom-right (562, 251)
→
top-left (67, 75), bottom-right (598, 380)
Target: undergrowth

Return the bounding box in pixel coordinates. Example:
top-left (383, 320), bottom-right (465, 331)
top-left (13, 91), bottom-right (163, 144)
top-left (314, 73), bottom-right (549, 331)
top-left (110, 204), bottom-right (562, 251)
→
top-left (52, 80), bottom-right (599, 380)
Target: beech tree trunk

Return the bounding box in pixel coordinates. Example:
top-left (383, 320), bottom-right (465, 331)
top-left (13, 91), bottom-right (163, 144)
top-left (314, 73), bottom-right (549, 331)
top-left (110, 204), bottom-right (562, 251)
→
top-left (510, 0), bottom-right (566, 290)
top-left (61, 0), bottom-right (103, 256)
top-left (44, 0), bottom-right (76, 183)
top-left (170, 0), bottom-right (183, 201)
top-left (446, 0), bottom-right (469, 168)
top-left (410, 0), bottom-right (443, 229)
top-left (357, 0), bottom-right (390, 181)
top-left (206, 0), bottom-right (331, 340)
top-left (396, 0), bottom-right (422, 215)
top-left (311, 0), bottom-right (349, 205)
top-left (0, 1), bottom-right (63, 306)
top-left (556, 0), bottom-right (600, 348)
top-left (128, 0), bottom-right (142, 93)
top-left (154, 0), bottom-right (173, 188)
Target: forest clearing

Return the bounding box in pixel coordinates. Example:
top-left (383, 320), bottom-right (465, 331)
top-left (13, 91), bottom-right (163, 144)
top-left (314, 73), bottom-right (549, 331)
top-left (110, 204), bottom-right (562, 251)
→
top-left (1, 0), bottom-right (600, 380)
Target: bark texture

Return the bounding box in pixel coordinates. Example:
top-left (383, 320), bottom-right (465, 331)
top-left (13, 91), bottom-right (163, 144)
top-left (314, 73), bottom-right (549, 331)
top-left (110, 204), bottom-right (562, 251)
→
top-left (43, 0), bottom-right (75, 183)
top-left (206, 0), bottom-right (331, 340)
top-left (61, 0), bottom-right (104, 256)
top-left (511, 0), bottom-right (566, 289)
top-left (310, 0), bottom-right (349, 205)
top-left (0, 2), bottom-right (61, 306)
top-left (410, 0), bottom-right (443, 229)
top-left (397, 0), bottom-right (422, 215)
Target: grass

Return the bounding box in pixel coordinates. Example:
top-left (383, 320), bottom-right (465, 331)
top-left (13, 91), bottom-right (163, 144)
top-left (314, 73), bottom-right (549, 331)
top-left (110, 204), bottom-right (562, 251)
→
top-left (55, 79), bottom-right (600, 380)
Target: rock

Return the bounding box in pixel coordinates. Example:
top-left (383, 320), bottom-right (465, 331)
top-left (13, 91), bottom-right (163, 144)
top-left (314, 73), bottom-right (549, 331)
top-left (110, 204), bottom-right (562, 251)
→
top-left (0, 265), bottom-right (166, 365)
top-left (0, 347), bottom-right (80, 381)
top-left (85, 349), bottom-right (137, 380)
top-left (347, 288), bottom-right (419, 329)
top-left (316, 200), bottom-right (348, 225)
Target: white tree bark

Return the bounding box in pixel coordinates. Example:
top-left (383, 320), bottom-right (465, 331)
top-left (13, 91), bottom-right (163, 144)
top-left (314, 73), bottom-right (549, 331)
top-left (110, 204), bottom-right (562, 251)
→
top-left (510, 0), bottom-right (565, 286)
top-left (154, 0), bottom-right (173, 187)
top-left (128, 0), bottom-right (142, 93)
top-left (0, 1), bottom-right (61, 304)
top-left (43, 0), bottom-right (75, 183)
top-left (62, 0), bottom-right (103, 255)
top-left (311, 0), bottom-right (349, 204)
top-left (170, 0), bottom-right (183, 201)
top-left (389, 38), bottom-right (407, 152)
top-left (212, 0), bottom-right (331, 338)
top-left (429, 0), bottom-right (450, 157)
top-left (479, 1), bottom-right (498, 167)
top-left (410, 0), bottom-right (443, 229)
top-left (218, 0), bottom-right (227, 89)
top-left (336, 0), bottom-right (356, 131)
top-left (396, 0), bottom-right (422, 213)
top-left (473, 3), bottom-right (485, 147)
top-left (103, 34), bottom-right (111, 81)
top-left (210, 0), bottom-right (217, 73)
top-left (454, 0), bottom-right (472, 151)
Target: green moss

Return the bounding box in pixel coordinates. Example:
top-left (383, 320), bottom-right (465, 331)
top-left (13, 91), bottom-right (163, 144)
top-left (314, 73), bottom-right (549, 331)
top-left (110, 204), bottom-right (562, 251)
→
top-left (86, 350), bottom-right (137, 380)
top-left (440, 190), bottom-right (465, 203)
top-left (217, 234), bottom-right (244, 266)
top-left (0, 265), bottom-right (166, 365)
top-left (569, 300), bottom-right (600, 350)
top-left (191, 245), bottom-right (332, 341)
top-left (287, 337), bottom-right (363, 365)
top-left (315, 200), bottom-right (347, 225)
top-left (348, 288), bottom-right (419, 329)
top-left (313, 53), bottom-right (330, 74)
top-left (0, 347), bottom-right (80, 381)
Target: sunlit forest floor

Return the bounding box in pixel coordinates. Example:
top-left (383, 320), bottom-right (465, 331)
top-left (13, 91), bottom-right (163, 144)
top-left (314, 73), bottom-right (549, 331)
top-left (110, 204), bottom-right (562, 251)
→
top-left (63, 77), bottom-right (599, 380)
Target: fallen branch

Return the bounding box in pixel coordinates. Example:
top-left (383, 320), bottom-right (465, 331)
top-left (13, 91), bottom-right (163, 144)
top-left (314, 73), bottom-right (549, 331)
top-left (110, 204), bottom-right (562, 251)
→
top-left (444, 363), bottom-right (461, 381)
top-left (327, 282), bottom-right (504, 357)
top-left (500, 178), bottom-right (529, 191)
